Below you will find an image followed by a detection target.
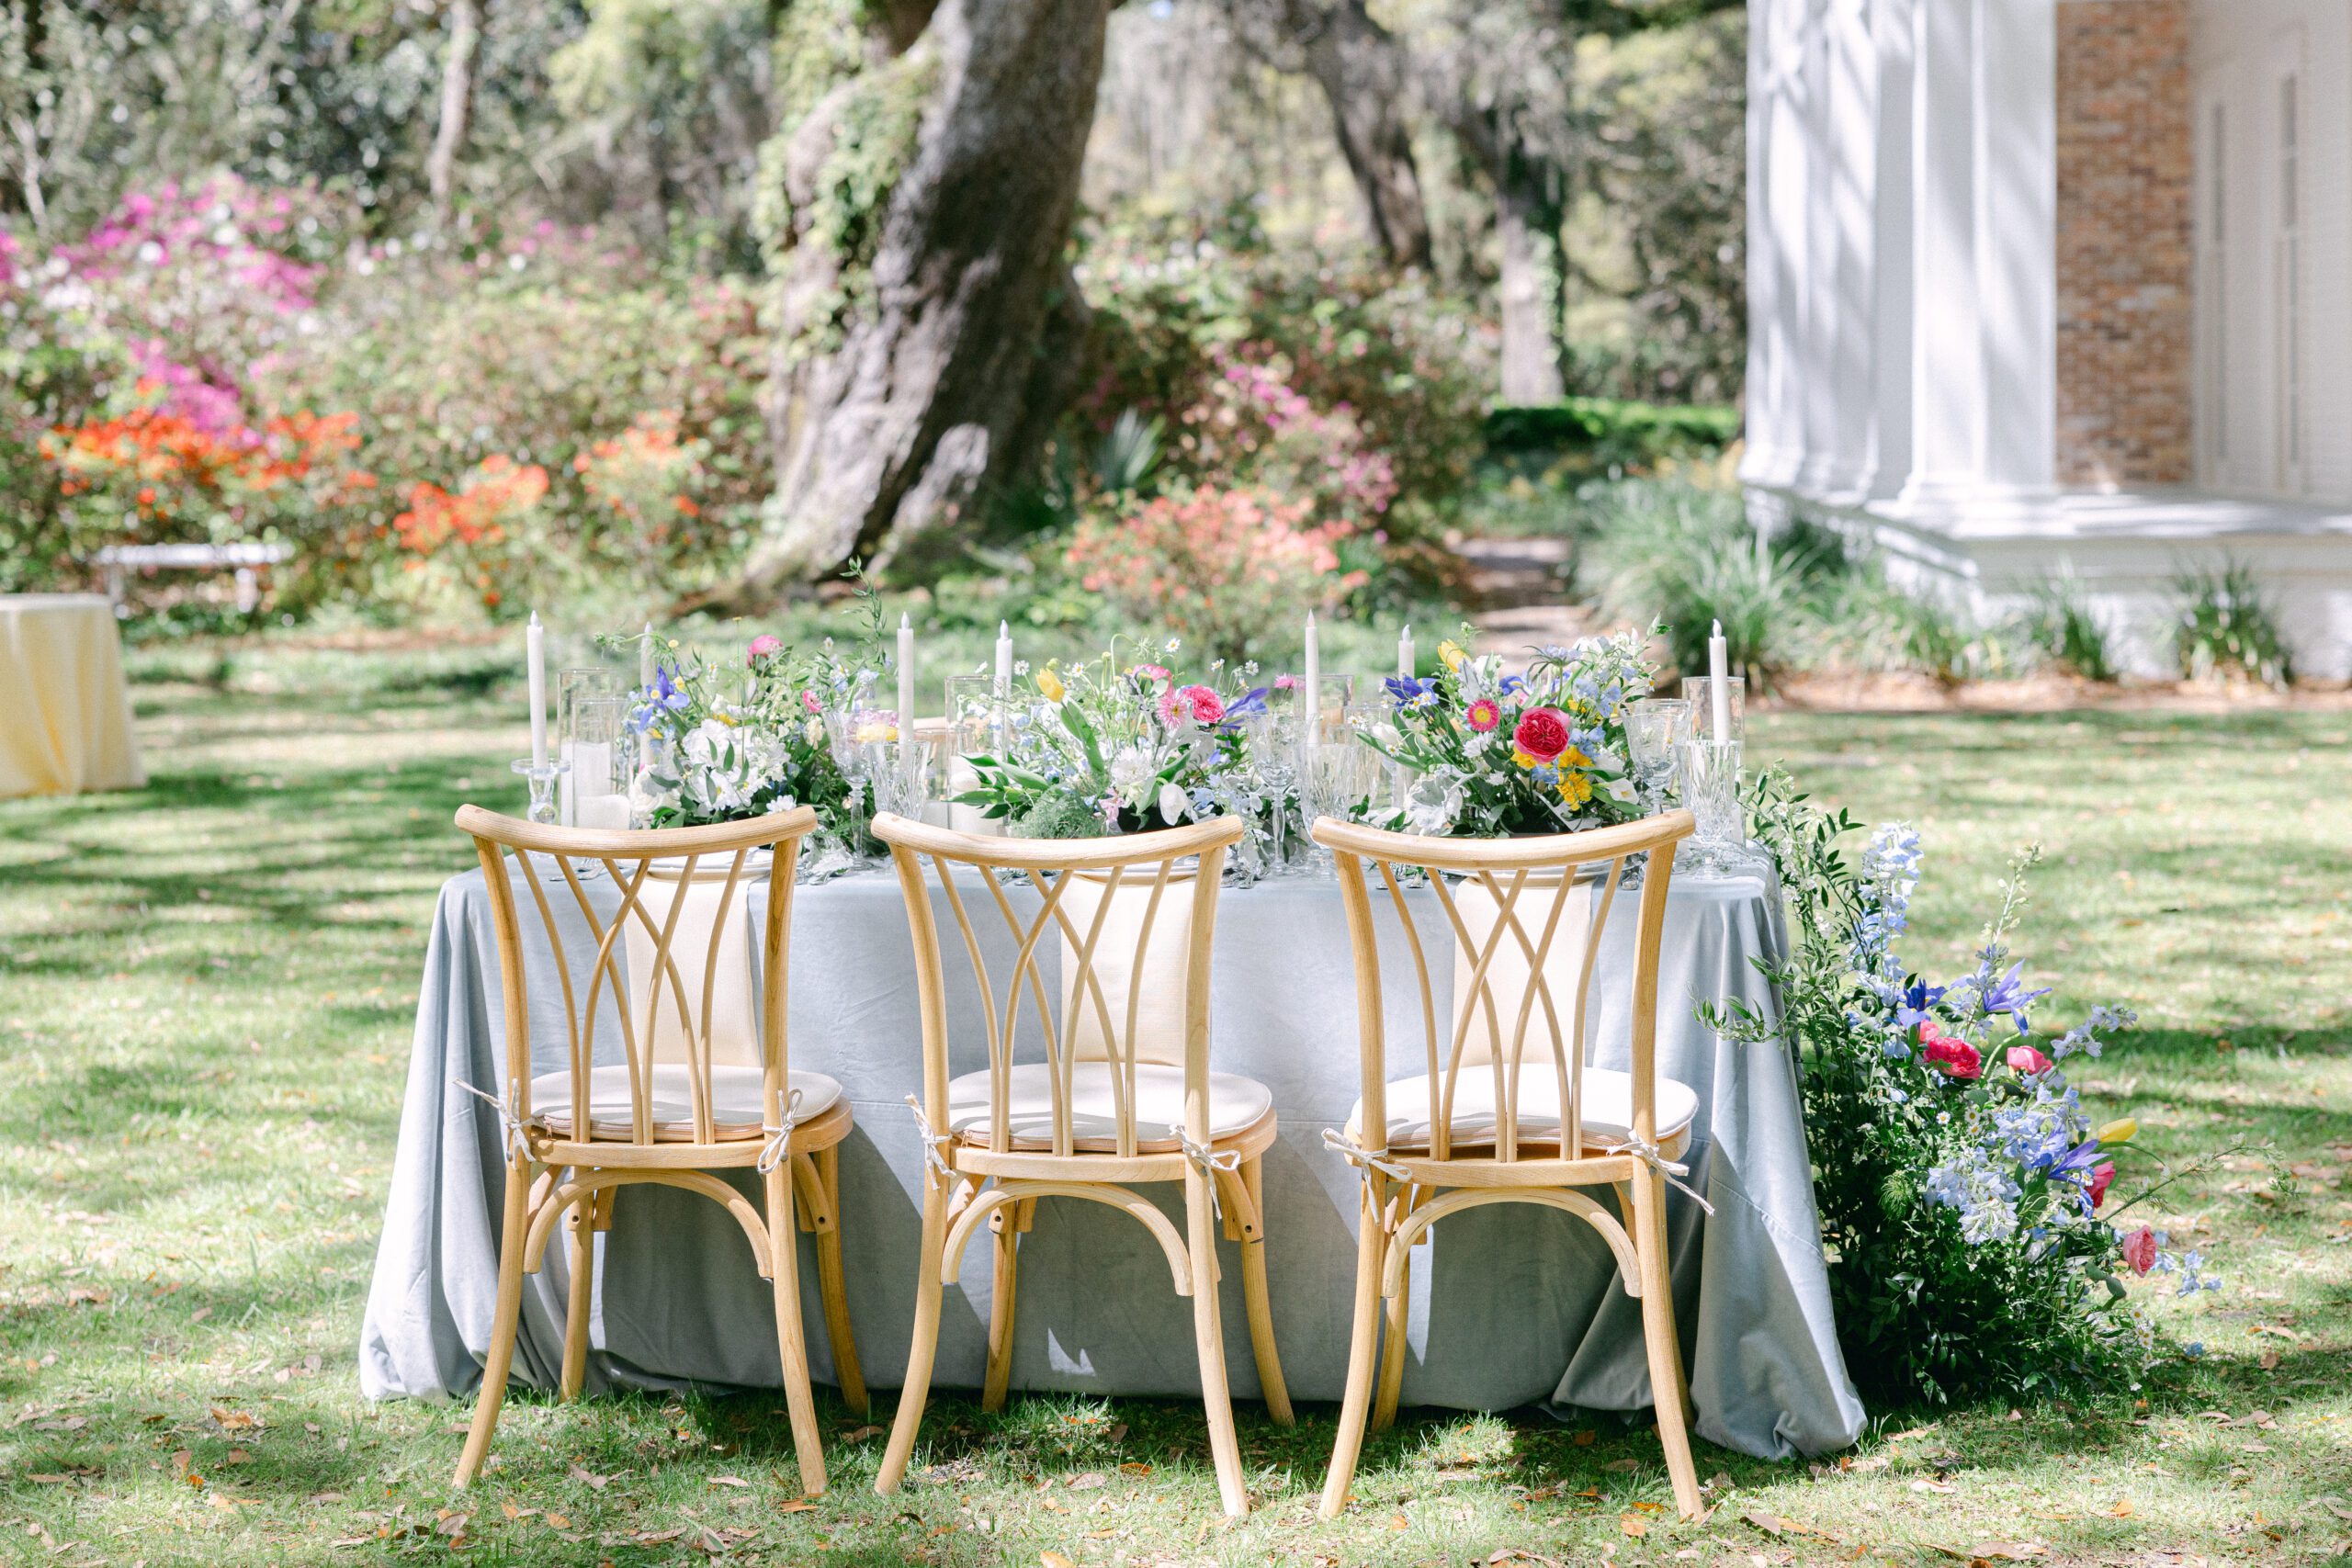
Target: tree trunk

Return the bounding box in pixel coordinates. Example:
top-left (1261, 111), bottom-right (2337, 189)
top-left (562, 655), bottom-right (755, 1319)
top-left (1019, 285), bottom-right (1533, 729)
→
top-left (426, 0), bottom-right (487, 227)
top-left (1227, 0), bottom-right (1432, 271)
top-left (720, 0), bottom-right (1114, 596)
top-left (1495, 164), bottom-right (1566, 403)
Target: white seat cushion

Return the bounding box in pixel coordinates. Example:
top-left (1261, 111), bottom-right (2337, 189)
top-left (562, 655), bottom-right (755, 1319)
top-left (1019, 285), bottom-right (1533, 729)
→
top-left (1355, 1066), bottom-right (1699, 1154)
top-left (945, 1061), bottom-right (1272, 1153)
top-left (529, 1063), bottom-right (842, 1143)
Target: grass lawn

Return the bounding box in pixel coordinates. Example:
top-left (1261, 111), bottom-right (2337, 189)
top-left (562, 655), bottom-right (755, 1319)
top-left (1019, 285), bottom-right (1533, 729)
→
top-left (3, 642), bottom-right (2349, 1565)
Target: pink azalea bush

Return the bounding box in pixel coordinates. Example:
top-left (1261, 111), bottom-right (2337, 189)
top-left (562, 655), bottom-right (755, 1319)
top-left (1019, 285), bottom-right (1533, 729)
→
top-left (1065, 484), bottom-right (1366, 661)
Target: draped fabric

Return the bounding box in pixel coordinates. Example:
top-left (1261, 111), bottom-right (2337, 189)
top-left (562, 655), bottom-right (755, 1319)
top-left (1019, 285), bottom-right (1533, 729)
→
top-left (0, 595), bottom-right (144, 798)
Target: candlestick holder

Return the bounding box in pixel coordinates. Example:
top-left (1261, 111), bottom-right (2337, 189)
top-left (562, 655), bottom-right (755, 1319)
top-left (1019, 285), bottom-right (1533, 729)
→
top-left (512, 757), bottom-right (568, 826)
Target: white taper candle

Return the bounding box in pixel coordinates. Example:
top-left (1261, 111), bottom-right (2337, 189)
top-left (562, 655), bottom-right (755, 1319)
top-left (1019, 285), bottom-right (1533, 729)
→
top-left (526, 612), bottom-right (548, 769)
top-left (898, 612), bottom-right (916, 765)
top-left (1707, 618), bottom-right (1732, 738)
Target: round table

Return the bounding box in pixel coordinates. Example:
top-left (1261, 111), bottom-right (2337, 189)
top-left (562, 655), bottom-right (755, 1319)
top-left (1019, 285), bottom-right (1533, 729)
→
top-left (358, 861), bottom-right (1864, 1461)
top-left (0, 593), bottom-right (144, 797)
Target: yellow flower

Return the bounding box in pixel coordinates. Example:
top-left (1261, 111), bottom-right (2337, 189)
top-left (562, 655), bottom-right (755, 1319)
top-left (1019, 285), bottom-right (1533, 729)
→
top-left (1556, 771), bottom-right (1593, 806)
top-left (1035, 667), bottom-right (1066, 703)
top-left (2097, 1117), bottom-right (2137, 1146)
top-left (1439, 638), bottom-right (1464, 672)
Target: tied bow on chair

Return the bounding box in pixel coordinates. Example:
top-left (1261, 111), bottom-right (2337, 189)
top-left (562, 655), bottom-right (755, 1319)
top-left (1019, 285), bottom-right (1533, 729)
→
top-left (1320, 1126), bottom-right (1412, 1183)
top-left (1600, 1133), bottom-right (1715, 1215)
top-left (903, 1095), bottom-right (955, 1182)
top-left (1172, 1125), bottom-right (1241, 1219)
top-left (451, 1076), bottom-right (535, 1166)
top-left (756, 1086), bottom-right (807, 1175)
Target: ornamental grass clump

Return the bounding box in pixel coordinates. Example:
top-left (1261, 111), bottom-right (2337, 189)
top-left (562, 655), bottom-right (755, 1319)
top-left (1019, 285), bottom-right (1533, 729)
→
top-left (1719, 774), bottom-right (2221, 1407)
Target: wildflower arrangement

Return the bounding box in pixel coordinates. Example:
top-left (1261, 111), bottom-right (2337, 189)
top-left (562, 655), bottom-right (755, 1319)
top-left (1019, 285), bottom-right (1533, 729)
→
top-left (956, 639), bottom-right (1269, 839)
top-left (625, 633), bottom-right (858, 843)
top-left (1357, 626), bottom-right (1651, 838)
top-left (1720, 773), bottom-right (2222, 1405)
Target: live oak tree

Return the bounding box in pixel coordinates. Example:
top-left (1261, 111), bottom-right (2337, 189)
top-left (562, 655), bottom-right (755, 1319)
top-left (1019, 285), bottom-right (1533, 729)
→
top-left (708, 0), bottom-right (1115, 597)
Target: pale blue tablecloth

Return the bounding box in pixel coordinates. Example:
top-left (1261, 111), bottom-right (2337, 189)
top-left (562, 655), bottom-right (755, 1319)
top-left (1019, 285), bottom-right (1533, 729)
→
top-left (358, 862), bottom-right (1863, 1460)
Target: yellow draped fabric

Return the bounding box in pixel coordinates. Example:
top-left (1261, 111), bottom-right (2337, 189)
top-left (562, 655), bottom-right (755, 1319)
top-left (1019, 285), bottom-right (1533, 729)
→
top-left (0, 594), bottom-right (145, 797)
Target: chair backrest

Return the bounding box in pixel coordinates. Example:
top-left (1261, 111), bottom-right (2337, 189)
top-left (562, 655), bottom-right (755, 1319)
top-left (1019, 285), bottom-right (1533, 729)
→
top-left (1312, 811), bottom-right (1694, 1164)
top-left (873, 811), bottom-right (1243, 1160)
top-left (456, 804), bottom-right (819, 1148)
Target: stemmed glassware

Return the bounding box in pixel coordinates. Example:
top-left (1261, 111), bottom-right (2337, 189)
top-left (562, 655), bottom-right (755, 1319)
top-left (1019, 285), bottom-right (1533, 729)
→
top-left (1626, 697), bottom-right (1694, 816)
top-left (1241, 706), bottom-right (1301, 874)
top-left (861, 738), bottom-right (936, 823)
top-left (1674, 682), bottom-right (1747, 873)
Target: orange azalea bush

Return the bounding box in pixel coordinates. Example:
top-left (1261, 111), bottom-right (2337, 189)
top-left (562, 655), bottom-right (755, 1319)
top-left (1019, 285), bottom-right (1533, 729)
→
top-left (40, 395), bottom-right (373, 544)
top-left (390, 456), bottom-right (551, 613)
top-left (572, 411), bottom-right (711, 588)
top-left (1066, 484), bottom-right (1366, 661)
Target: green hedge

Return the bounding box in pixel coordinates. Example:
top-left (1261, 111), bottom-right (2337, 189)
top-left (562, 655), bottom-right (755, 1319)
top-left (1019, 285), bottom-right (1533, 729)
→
top-left (1483, 398), bottom-right (1741, 465)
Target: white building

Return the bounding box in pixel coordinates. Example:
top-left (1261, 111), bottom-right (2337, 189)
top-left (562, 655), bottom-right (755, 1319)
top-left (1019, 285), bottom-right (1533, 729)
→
top-left (1742, 0), bottom-right (2352, 679)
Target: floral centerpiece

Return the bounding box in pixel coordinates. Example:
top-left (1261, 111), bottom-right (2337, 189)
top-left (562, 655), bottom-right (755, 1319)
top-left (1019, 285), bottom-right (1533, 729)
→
top-left (1361, 626), bottom-right (1653, 837)
top-left (956, 639), bottom-right (1270, 839)
top-left (625, 635), bottom-right (859, 837)
top-left (1720, 775), bottom-right (2222, 1404)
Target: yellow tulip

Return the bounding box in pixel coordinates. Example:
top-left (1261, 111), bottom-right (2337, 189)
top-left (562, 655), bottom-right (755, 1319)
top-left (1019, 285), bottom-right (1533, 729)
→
top-left (1439, 638), bottom-right (1465, 671)
top-left (1035, 667), bottom-right (1066, 703)
top-left (2097, 1117), bottom-right (2137, 1146)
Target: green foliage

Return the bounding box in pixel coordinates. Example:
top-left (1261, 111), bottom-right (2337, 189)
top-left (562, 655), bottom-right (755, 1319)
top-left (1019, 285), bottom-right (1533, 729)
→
top-left (1481, 398), bottom-right (1740, 466)
top-left (264, 242), bottom-right (768, 612)
top-left (2174, 558), bottom-right (2293, 691)
top-left (2018, 575), bottom-right (2118, 683)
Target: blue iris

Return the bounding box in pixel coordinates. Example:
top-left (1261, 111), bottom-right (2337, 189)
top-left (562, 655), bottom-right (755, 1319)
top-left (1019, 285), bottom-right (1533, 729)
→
top-left (1385, 675), bottom-right (1440, 709)
top-left (1896, 978), bottom-right (1947, 1028)
top-left (1980, 962), bottom-right (2053, 1033)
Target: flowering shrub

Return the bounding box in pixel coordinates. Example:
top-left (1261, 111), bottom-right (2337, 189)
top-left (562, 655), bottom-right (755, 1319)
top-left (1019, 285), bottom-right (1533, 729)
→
top-left (1066, 485), bottom-right (1363, 662)
top-left (573, 411), bottom-right (710, 587)
top-left (40, 397), bottom-right (372, 546)
top-left (1720, 775), bottom-right (2221, 1405)
top-left (390, 457), bottom-right (551, 614)
top-left (1359, 629), bottom-right (1650, 836)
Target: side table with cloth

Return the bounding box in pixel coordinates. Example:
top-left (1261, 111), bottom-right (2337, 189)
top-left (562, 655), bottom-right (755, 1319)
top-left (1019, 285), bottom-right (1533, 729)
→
top-left (0, 594), bottom-right (144, 797)
top-left (360, 863), bottom-right (1865, 1461)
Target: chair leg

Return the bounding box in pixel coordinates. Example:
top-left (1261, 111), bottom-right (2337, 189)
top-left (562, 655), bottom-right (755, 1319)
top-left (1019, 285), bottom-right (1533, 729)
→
top-left (764, 1163), bottom-right (828, 1497)
top-left (559, 1186), bottom-right (594, 1402)
top-left (1372, 1184), bottom-right (1418, 1431)
top-left (810, 1146), bottom-right (868, 1417)
top-left (875, 1178), bottom-right (950, 1496)
top-left (1237, 1157), bottom-right (1292, 1427)
top-left (455, 1160), bottom-right (532, 1487)
top-left (1317, 1176), bottom-right (1388, 1519)
top-left (981, 1199), bottom-right (1026, 1413)
top-left (1629, 1168), bottom-right (1703, 1518)
top-left (1184, 1167), bottom-right (1250, 1518)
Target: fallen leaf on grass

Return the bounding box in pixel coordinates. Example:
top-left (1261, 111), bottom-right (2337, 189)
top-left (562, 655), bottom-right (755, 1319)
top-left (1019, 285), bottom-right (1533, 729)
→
top-left (1620, 1515), bottom-right (1648, 1538)
top-left (2313, 1496), bottom-right (2352, 1522)
top-left (544, 1513), bottom-right (571, 1530)
top-left (567, 1464), bottom-right (609, 1490)
top-left (708, 1476), bottom-right (747, 1489)
top-left (1067, 1472), bottom-right (1104, 1491)
top-left (209, 1406), bottom-right (255, 1431)
top-left (1962, 1543), bottom-right (2044, 1562)
top-left (842, 1425), bottom-right (884, 1441)
top-left (1601, 1459), bottom-right (1640, 1473)
top-left (1911, 1479), bottom-right (1958, 1494)
top-left (1118, 1462), bottom-right (1151, 1477)
top-left (2110, 1500), bottom-right (2133, 1517)
top-left (776, 1501), bottom-right (817, 1515)
top-left (1041, 1554), bottom-right (1075, 1568)
top-left (1742, 1512), bottom-right (1810, 1538)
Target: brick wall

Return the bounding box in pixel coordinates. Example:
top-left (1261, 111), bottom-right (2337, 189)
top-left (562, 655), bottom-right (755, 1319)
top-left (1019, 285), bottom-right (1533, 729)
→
top-left (2056, 0), bottom-right (2193, 487)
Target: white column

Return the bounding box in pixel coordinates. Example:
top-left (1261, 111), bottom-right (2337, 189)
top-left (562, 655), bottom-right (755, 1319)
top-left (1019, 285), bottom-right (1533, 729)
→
top-left (1977, 0), bottom-right (2056, 495)
top-left (1867, 0), bottom-right (1918, 500)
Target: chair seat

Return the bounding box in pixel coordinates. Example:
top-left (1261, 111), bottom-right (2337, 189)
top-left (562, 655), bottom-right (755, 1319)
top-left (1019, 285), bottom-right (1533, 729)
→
top-left (528, 1063), bottom-right (842, 1143)
top-left (1351, 1066), bottom-right (1700, 1155)
top-left (945, 1061), bottom-right (1273, 1153)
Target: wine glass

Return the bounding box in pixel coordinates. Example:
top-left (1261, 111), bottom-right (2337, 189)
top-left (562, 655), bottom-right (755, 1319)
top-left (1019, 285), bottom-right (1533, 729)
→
top-left (1242, 708), bottom-right (1300, 874)
top-left (1626, 697), bottom-right (1694, 815)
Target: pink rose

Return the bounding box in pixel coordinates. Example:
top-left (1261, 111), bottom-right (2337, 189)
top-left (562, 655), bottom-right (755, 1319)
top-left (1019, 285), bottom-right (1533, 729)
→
top-left (2006, 1043), bottom-right (2053, 1076)
top-left (1920, 1022), bottom-right (1982, 1080)
top-left (2087, 1161), bottom-right (2116, 1210)
top-left (1512, 706), bottom-right (1571, 764)
top-left (2120, 1224), bottom-right (2156, 1275)
top-left (1273, 673), bottom-right (1300, 690)
top-left (748, 634), bottom-right (782, 662)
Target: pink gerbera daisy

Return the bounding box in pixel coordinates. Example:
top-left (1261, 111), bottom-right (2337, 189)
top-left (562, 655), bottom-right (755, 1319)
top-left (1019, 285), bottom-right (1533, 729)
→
top-left (1464, 697), bottom-right (1501, 733)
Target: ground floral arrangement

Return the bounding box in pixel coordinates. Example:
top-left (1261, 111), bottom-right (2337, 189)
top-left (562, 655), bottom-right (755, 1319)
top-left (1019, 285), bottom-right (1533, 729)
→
top-left (1723, 773), bottom-right (2222, 1405)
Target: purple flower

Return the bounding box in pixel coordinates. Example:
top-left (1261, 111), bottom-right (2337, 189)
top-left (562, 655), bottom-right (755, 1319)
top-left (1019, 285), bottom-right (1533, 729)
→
top-left (1896, 978), bottom-right (1947, 1028)
top-left (1980, 963), bottom-right (2053, 1032)
top-left (629, 666), bottom-right (689, 732)
top-left (1385, 675), bottom-right (1439, 709)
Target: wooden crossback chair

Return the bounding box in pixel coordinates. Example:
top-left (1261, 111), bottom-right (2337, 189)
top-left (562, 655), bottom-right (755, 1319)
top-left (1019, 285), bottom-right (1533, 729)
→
top-left (1309, 810), bottom-right (1705, 1519)
top-left (868, 812), bottom-right (1292, 1518)
top-left (449, 805), bottom-right (864, 1496)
